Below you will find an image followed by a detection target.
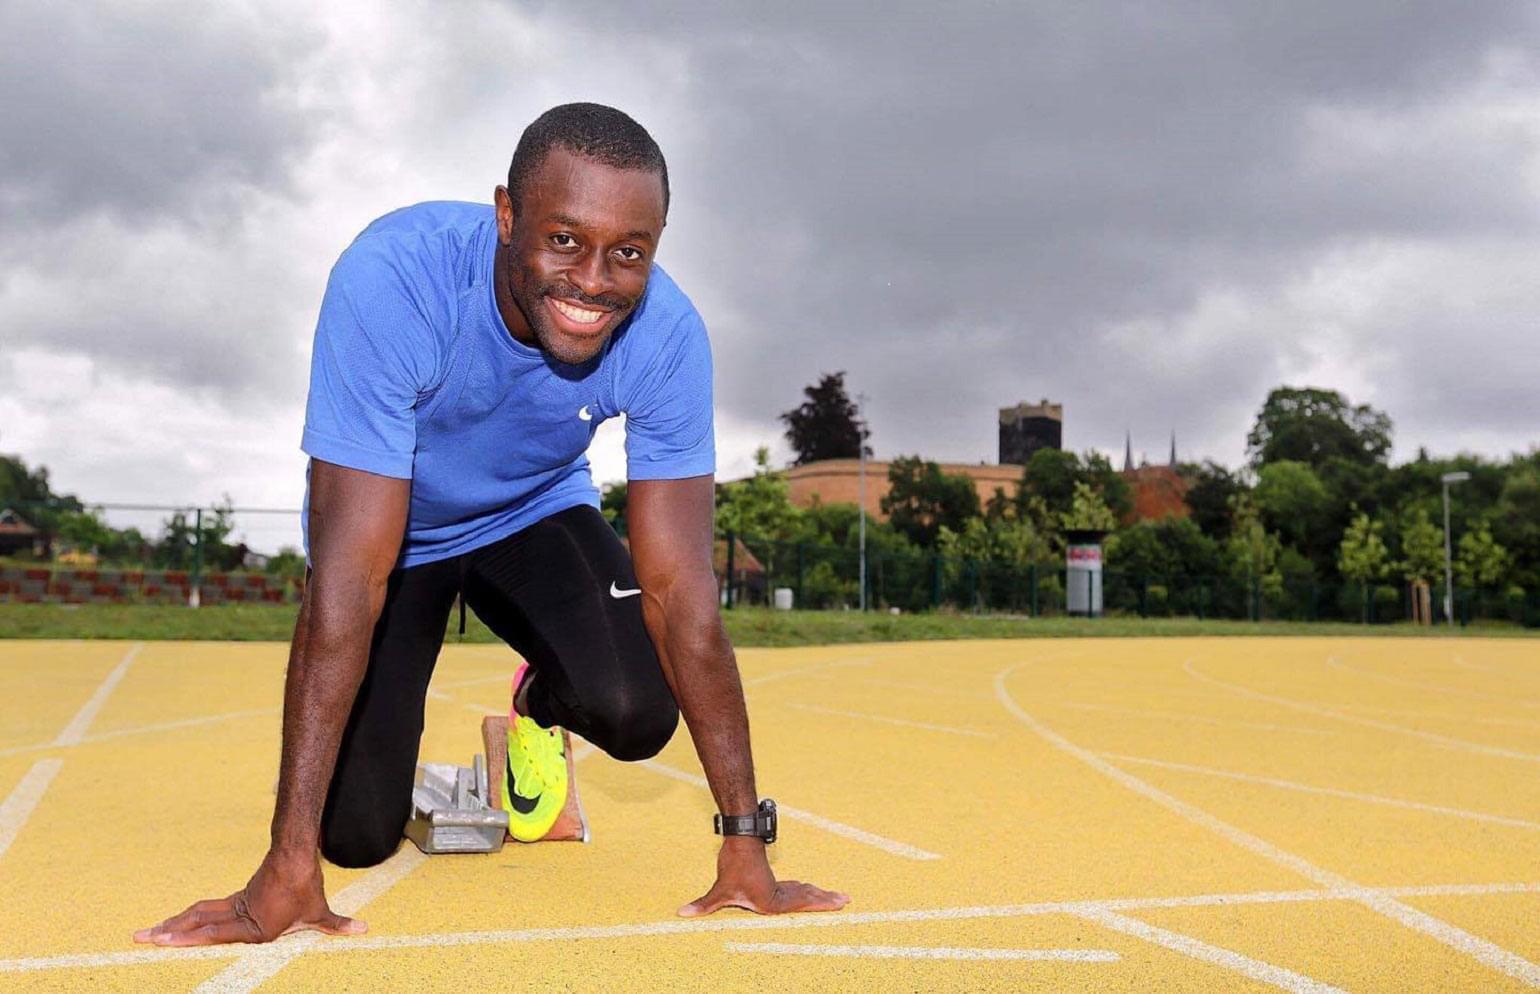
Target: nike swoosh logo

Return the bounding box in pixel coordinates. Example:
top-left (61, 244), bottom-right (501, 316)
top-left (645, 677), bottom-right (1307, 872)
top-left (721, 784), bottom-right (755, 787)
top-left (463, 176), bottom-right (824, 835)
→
top-left (578, 405), bottom-right (593, 421)
top-left (609, 582), bottom-right (642, 599)
top-left (505, 751), bottom-right (540, 815)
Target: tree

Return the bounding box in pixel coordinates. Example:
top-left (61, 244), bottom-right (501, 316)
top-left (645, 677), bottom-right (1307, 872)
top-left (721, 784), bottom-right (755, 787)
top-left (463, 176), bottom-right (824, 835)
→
top-left (1019, 449), bottom-right (1081, 520)
top-left (1181, 461), bottom-right (1245, 541)
top-left (881, 455), bottom-right (981, 548)
top-left (780, 371), bottom-right (866, 465)
top-left (1226, 495), bottom-right (1283, 604)
top-left (1456, 526), bottom-right (1510, 589)
top-left (1397, 508), bottom-right (1444, 585)
top-left (716, 447), bottom-right (803, 542)
top-left (1493, 460), bottom-right (1540, 588)
top-left (1246, 386), bottom-right (1392, 470)
top-left (1254, 460), bottom-right (1330, 556)
top-left (1107, 517), bottom-right (1222, 581)
top-left (937, 516), bottom-right (1053, 568)
top-left (1338, 509), bottom-right (1391, 621)
top-left (1060, 481), bottom-right (1117, 532)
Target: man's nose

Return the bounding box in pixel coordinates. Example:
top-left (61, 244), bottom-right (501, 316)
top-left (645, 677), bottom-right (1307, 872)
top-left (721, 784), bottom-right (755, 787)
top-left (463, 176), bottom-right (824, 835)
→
top-left (568, 251), bottom-right (612, 301)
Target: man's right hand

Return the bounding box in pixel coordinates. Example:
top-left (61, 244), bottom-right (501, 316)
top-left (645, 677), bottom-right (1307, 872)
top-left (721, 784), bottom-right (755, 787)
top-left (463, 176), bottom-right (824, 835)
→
top-left (133, 852), bottom-right (365, 946)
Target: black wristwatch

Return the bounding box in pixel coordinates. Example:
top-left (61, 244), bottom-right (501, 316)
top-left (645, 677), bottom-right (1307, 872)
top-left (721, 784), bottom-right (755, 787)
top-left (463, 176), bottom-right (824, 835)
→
top-left (714, 798), bottom-right (777, 843)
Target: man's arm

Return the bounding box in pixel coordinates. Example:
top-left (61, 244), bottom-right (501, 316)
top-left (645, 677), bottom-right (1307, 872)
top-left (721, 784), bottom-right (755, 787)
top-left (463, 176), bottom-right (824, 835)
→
top-left (628, 475), bottom-right (848, 917)
top-left (135, 461), bottom-right (409, 946)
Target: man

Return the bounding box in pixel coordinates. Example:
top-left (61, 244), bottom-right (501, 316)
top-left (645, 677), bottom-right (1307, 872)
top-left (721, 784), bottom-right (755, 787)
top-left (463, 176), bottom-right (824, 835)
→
top-left (136, 103), bottom-right (848, 946)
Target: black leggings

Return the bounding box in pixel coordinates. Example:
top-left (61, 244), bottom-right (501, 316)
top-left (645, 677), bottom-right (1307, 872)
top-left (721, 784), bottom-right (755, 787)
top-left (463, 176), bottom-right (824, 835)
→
top-left (319, 504), bottom-right (678, 868)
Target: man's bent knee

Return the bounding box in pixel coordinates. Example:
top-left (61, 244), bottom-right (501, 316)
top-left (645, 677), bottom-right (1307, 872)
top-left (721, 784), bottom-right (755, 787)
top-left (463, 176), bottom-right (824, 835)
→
top-left (600, 699), bottom-right (679, 763)
top-left (321, 823), bottom-right (405, 869)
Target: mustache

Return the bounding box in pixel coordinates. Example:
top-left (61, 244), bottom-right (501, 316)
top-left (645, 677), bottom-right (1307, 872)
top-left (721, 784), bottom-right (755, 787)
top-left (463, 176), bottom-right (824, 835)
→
top-left (540, 284), bottom-right (630, 312)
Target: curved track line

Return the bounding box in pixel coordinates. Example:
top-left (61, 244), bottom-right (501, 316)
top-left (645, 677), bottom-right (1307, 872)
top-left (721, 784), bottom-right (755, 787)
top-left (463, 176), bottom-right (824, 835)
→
top-left (996, 662), bottom-right (1540, 988)
top-left (1327, 656), bottom-right (1539, 710)
top-left (1184, 660), bottom-right (1540, 764)
top-left (1101, 752), bottom-right (1540, 831)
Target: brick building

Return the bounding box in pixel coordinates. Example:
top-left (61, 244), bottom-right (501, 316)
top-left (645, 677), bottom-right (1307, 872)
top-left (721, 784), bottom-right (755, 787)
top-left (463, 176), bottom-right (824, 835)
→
top-left (784, 459), bottom-right (1024, 520)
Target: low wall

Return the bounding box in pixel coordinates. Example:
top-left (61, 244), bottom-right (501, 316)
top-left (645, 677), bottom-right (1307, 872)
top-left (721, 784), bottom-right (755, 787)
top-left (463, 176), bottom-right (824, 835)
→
top-left (0, 567), bottom-right (297, 605)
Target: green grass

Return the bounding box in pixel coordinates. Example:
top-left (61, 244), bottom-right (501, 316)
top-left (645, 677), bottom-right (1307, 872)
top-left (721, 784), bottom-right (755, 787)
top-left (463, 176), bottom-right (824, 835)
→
top-left (0, 602), bottom-right (1533, 645)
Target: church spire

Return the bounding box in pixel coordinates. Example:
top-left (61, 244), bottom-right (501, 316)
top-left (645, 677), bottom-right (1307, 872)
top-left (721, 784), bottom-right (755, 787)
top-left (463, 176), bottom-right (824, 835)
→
top-left (1169, 430), bottom-right (1177, 467)
top-left (1123, 430), bottom-right (1133, 472)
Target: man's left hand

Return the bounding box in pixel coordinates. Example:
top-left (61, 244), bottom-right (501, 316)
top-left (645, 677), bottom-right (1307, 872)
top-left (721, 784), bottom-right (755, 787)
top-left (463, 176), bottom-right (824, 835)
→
top-left (677, 837), bottom-right (849, 917)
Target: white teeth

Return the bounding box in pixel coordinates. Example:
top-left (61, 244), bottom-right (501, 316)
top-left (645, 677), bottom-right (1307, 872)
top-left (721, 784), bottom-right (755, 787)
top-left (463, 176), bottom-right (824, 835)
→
top-left (551, 298), bottom-right (605, 324)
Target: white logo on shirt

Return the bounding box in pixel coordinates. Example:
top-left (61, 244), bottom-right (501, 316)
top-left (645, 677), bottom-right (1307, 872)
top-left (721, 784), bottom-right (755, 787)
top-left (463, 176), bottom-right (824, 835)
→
top-left (609, 582), bottom-right (642, 599)
top-left (578, 405), bottom-right (594, 422)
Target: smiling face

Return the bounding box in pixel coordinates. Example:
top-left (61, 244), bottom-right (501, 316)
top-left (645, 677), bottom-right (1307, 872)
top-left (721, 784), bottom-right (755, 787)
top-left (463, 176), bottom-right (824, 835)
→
top-left (494, 145), bottom-right (667, 365)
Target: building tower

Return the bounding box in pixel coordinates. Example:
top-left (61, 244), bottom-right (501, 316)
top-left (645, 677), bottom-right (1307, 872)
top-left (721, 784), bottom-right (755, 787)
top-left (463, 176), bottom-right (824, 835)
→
top-left (998, 399), bottom-right (1063, 465)
top-left (1123, 430), bottom-right (1134, 472)
top-left (1169, 431), bottom-right (1177, 467)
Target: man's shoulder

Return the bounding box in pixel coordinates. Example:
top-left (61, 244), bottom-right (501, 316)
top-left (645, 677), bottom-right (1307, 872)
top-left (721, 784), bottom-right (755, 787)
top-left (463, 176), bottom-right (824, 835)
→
top-left (333, 202), bottom-right (492, 285)
top-left (616, 265), bottom-right (702, 346)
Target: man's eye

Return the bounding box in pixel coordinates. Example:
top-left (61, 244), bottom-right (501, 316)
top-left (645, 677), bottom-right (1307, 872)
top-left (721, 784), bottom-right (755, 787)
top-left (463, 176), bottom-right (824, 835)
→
top-left (551, 234), bottom-right (577, 248)
top-left (615, 247), bottom-right (643, 261)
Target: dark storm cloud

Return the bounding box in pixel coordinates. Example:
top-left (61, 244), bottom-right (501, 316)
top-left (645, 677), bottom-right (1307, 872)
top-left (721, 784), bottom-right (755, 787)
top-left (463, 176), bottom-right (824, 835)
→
top-left (0, 2), bottom-right (320, 226)
top-left (527, 0), bottom-right (1540, 463)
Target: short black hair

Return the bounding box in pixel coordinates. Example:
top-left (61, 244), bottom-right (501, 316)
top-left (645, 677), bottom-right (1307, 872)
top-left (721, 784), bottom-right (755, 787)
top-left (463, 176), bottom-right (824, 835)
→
top-left (507, 103), bottom-right (669, 215)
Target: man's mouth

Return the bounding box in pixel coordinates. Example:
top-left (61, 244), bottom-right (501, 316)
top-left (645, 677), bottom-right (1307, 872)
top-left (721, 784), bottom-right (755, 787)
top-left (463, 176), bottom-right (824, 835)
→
top-left (547, 296), bottom-right (611, 327)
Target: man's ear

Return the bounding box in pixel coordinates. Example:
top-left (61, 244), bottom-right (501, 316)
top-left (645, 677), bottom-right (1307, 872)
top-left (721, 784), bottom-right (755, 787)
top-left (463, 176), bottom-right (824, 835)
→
top-left (494, 185), bottom-right (515, 245)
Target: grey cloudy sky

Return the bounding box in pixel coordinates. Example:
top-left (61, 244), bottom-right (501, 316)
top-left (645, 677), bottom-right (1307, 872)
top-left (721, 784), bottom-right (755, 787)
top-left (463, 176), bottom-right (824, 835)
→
top-left (2, 0), bottom-right (1537, 550)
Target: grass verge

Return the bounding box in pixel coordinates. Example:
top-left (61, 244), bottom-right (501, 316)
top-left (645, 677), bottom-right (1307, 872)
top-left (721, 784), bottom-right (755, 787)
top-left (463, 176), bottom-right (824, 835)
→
top-left (0, 602), bottom-right (1532, 645)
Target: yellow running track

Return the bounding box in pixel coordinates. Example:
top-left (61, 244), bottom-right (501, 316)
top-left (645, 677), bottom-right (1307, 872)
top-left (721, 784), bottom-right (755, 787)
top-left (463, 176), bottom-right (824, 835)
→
top-left (2, 637), bottom-right (1538, 992)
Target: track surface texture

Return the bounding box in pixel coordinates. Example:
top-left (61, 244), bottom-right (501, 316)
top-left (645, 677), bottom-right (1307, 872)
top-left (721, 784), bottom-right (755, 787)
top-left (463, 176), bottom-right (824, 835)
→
top-left (1, 636), bottom-right (1537, 992)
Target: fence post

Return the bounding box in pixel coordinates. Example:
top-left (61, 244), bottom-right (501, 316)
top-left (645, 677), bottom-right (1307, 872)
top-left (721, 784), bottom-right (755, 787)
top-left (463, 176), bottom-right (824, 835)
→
top-left (1251, 576), bottom-right (1260, 622)
top-left (724, 530), bottom-right (735, 610)
top-left (796, 543), bottom-right (805, 609)
top-left (1138, 575), bottom-right (1148, 618)
top-left (931, 554), bottom-right (942, 609)
top-left (1197, 581), bottom-right (1206, 620)
top-left (189, 507), bottom-right (203, 609)
top-left (1029, 563), bottom-right (1039, 618)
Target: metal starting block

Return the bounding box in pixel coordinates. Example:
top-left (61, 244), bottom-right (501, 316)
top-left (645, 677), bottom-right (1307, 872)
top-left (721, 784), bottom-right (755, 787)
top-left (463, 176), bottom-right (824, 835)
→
top-left (404, 754), bottom-right (509, 854)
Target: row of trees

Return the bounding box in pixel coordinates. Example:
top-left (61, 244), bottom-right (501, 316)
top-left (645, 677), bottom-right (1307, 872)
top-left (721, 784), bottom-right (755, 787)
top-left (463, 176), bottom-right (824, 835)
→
top-left (700, 378), bottom-right (1539, 612)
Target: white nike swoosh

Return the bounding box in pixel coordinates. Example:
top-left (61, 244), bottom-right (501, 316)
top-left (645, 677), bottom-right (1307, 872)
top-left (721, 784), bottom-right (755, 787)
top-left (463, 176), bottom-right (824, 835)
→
top-left (609, 582), bottom-right (642, 599)
top-left (578, 406), bottom-right (593, 421)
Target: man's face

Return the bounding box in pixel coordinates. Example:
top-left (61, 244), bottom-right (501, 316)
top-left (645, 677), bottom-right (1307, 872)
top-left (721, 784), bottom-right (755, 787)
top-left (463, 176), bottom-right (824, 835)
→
top-left (496, 146), bottom-right (666, 365)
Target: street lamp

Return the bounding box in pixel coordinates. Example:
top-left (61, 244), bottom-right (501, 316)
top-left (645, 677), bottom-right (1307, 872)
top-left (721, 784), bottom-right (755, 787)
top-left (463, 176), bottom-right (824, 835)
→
top-left (856, 392), bottom-right (870, 612)
top-left (1441, 471), bottom-right (1471, 627)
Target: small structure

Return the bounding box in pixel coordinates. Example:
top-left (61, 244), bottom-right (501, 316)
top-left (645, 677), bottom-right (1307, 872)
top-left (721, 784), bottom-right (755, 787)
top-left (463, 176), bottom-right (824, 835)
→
top-left (0, 508), bottom-right (42, 557)
top-left (999, 399), bottom-right (1063, 465)
top-left (1065, 528), bottom-right (1109, 617)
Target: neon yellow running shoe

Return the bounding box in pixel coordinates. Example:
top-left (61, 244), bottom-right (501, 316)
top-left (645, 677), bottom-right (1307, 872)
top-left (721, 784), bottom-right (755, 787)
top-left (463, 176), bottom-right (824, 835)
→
top-left (501, 714), bottom-right (569, 842)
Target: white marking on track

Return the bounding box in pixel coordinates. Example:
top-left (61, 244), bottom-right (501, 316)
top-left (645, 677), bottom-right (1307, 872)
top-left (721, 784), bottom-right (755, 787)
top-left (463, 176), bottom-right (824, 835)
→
top-left (833, 675), bottom-right (994, 700)
top-left (1331, 702), bottom-right (1540, 731)
top-left (8, 881), bottom-right (1540, 975)
top-left (999, 662), bottom-right (1540, 988)
top-left (1185, 660), bottom-right (1540, 764)
top-left (53, 643), bottom-right (142, 746)
top-left (1101, 752), bottom-right (1540, 831)
top-left (1053, 701), bottom-right (1335, 737)
top-left (0, 759), bottom-right (62, 861)
top-left (1075, 908), bottom-right (1344, 992)
top-left (724, 942), bottom-right (1119, 962)
top-left (189, 846), bottom-right (427, 993)
top-left (743, 658), bottom-right (872, 687)
top-left (638, 758), bottom-right (942, 860)
top-left (786, 702), bottom-right (995, 738)
top-left (1327, 656), bottom-right (1539, 710)
top-left (0, 707), bottom-right (280, 758)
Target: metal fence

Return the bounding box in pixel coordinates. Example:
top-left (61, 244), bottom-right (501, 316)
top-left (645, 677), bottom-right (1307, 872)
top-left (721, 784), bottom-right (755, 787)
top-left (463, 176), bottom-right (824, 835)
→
top-left (717, 531), bottom-right (1540, 627)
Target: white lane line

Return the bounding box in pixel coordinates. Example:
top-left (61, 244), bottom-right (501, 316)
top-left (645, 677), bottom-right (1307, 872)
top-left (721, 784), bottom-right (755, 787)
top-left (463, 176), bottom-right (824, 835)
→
top-left (0, 708), bottom-right (280, 758)
top-left (0, 759), bottom-right (63, 860)
top-left (189, 846), bottom-right (427, 994)
top-left (724, 942), bottom-right (1119, 962)
top-left (1102, 753), bottom-right (1540, 831)
top-left (833, 675), bottom-right (995, 701)
top-left (9, 881), bottom-right (1540, 975)
top-left (786, 703), bottom-right (996, 739)
top-left (743, 658), bottom-right (872, 688)
top-left (1184, 660), bottom-right (1540, 764)
top-left (53, 643), bottom-right (142, 746)
top-left (1331, 703), bottom-right (1540, 731)
top-left (638, 758), bottom-right (942, 861)
top-left (998, 662), bottom-right (1540, 988)
top-left (1451, 655), bottom-right (1494, 674)
top-left (1054, 701), bottom-right (1336, 737)
top-left (1075, 908), bottom-right (1344, 993)
top-left (1327, 656), bottom-right (1539, 710)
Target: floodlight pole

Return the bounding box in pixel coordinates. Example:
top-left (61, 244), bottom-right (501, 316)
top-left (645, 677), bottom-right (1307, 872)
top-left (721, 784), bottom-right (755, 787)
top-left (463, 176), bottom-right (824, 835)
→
top-left (857, 392), bottom-right (869, 613)
top-left (1441, 471), bottom-right (1470, 627)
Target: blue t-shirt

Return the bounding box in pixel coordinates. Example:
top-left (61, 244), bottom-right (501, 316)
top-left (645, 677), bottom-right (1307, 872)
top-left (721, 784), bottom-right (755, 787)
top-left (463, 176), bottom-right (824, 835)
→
top-left (300, 201), bottom-right (715, 568)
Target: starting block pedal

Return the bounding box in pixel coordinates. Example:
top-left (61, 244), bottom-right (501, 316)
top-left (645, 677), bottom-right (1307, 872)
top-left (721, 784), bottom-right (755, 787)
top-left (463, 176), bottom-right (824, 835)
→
top-left (482, 715), bottom-right (590, 843)
top-left (404, 754), bottom-right (510, 854)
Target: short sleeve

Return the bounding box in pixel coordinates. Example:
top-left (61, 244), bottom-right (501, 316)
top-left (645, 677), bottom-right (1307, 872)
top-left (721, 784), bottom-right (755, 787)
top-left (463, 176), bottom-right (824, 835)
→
top-left (300, 243), bottom-right (434, 479)
top-left (621, 310), bottom-right (717, 480)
